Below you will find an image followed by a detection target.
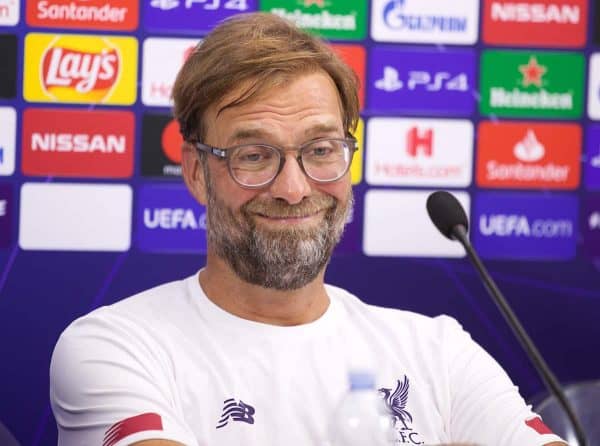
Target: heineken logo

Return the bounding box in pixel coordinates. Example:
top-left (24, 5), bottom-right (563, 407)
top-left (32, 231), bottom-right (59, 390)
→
top-left (480, 50), bottom-right (583, 119)
top-left (301, 0), bottom-right (326, 6)
top-left (270, 8), bottom-right (356, 30)
top-left (519, 56), bottom-right (546, 87)
top-left (261, 0), bottom-right (366, 39)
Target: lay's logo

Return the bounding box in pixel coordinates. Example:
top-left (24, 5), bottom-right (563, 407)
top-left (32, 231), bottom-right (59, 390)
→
top-left (24, 33), bottom-right (137, 105)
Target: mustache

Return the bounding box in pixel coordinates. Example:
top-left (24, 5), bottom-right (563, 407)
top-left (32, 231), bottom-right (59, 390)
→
top-left (243, 194), bottom-right (336, 218)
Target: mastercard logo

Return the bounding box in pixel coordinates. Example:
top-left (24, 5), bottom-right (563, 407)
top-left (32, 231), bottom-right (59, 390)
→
top-left (161, 119), bottom-right (183, 164)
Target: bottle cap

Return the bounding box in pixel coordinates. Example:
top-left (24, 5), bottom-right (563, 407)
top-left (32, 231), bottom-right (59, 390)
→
top-left (349, 371), bottom-right (375, 390)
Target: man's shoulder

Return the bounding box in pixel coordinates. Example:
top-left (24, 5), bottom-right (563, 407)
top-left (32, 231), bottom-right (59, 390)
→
top-left (326, 283), bottom-right (465, 340)
top-left (61, 274), bottom-right (195, 340)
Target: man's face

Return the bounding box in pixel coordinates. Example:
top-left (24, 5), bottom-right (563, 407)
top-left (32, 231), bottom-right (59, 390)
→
top-left (193, 71), bottom-right (353, 290)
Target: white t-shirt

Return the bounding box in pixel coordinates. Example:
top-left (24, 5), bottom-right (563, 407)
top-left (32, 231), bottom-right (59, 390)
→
top-left (50, 273), bottom-right (564, 446)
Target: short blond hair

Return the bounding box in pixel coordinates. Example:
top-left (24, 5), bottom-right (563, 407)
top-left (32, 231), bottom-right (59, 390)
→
top-left (172, 12), bottom-right (360, 142)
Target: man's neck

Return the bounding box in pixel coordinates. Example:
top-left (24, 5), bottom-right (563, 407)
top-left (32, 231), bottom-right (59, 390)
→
top-left (198, 254), bottom-right (330, 326)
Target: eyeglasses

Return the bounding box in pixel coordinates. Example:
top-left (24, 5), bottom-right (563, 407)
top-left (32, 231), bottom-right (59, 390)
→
top-left (193, 137), bottom-right (358, 188)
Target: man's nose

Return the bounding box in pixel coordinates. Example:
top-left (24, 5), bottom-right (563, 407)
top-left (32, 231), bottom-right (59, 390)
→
top-left (267, 154), bottom-right (312, 205)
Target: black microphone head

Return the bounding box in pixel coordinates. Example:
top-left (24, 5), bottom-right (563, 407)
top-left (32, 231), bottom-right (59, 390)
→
top-left (426, 191), bottom-right (469, 240)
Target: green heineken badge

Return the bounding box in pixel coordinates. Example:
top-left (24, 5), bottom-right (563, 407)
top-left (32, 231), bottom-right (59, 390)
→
top-left (260, 0), bottom-right (366, 40)
top-left (480, 50), bottom-right (583, 119)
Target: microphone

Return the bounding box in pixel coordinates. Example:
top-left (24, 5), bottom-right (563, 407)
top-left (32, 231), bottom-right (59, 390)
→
top-left (426, 190), bottom-right (587, 446)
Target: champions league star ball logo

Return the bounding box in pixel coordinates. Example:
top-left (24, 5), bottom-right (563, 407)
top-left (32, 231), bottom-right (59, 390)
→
top-left (379, 376), bottom-right (424, 444)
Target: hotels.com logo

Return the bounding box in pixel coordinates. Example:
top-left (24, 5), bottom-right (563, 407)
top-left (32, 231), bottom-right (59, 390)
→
top-left (476, 121), bottom-right (581, 189)
top-left (24, 33), bottom-right (137, 105)
top-left (366, 117), bottom-right (473, 187)
top-left (142, 37), bottom-right (199, 107)
top-left (406, 127), bottom-right (432, 157)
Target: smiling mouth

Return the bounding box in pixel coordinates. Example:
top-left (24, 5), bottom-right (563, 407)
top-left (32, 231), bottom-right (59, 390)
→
top-left (255, 209), bottom-right (325, 220)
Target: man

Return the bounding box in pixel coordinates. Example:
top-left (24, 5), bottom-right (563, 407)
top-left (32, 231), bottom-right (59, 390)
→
top-left (50, 12), bottom-right (566, 446)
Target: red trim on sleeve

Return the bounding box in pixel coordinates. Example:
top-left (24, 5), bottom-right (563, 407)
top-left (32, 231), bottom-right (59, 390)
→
top-left (103, 412), bottom-right (163, 446)
top-left (525, 417), bottom-right (554, 435)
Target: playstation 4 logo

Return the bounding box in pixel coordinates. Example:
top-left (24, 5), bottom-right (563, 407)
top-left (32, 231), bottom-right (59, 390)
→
top-left (375, 66), bottom-right (469, 93)
top-left (150, 0), bottom-right (179, 10)
top-left (150, 0), bottom-right (248, 11)
top-left (375, 66), bottom-right (403, 92)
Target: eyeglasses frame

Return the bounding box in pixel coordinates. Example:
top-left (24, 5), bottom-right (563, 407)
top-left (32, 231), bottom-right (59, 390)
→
top-left (191, 137), bottom-right (359, 189)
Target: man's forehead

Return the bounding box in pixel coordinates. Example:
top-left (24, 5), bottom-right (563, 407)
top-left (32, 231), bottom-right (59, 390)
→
top-left (227, 122), bottom-right (343, 141)
top-left (213, 71), bottom-right (342, 118)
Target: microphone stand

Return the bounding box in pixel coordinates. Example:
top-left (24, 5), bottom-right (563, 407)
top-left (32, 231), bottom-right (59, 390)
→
top-left (452, 225), bottom-right (587, 446)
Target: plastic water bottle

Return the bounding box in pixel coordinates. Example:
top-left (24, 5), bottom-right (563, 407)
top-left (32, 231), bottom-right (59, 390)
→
top-left (325, 371), bottom-right (396, 446)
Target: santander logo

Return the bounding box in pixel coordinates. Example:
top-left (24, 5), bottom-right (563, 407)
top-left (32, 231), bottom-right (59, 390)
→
top-left (513, 129), bottom-right (544, 162)
top-left (41, 38), bottom-right (120, 98)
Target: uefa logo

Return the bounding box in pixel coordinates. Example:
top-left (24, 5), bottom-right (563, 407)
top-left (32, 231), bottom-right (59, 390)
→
top-left (473, 192), bottom-right (577, 260)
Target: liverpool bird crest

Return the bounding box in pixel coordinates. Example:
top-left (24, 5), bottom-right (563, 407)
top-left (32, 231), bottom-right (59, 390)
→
top-left (378, 375), bottom-right (413, 430)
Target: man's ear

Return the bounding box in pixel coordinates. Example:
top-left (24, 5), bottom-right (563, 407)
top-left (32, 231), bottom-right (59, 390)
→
top-left (181, 141), bottom-right (208, 205)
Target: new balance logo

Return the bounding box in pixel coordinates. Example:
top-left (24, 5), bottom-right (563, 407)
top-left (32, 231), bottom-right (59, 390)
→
top-left (216, 398), bottom-right (255, 429)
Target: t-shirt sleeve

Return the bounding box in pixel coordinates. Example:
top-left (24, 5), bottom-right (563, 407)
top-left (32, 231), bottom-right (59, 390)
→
top-left (50, 309), bottom-right (198, 446)
top-left (438, 315), bottom-right (566, 446)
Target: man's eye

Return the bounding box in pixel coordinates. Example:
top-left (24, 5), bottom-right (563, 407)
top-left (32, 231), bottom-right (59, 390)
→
top-left (309, 146), bottom-right (333, 157)
top-left (241, 152), bottom-right (265, 162)
top-left (236, 147), bottom-right (274, 163)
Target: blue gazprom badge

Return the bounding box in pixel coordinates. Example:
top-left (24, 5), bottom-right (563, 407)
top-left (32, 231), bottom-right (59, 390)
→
top-left (473, 192), bottom-right (578, 260)
top-left (144, 0), bottom-right (258, 35)
top-left (135, 183), bottom-right (207, 253)
top-left (368, 46), bottom-right (476, 116)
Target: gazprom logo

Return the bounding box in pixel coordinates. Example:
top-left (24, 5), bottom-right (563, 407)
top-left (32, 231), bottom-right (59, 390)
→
top-left (382, 0), bottom-right (467, 32)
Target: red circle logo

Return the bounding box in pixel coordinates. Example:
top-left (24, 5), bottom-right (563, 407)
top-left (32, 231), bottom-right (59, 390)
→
top-left (161, 119), bottom-right (183, 164)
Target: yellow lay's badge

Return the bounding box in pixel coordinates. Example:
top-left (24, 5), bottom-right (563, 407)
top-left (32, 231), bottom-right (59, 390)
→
top-left (24, 33), bottom-right (138, 105)
top-left (350, 118), bottom-right (363, 185)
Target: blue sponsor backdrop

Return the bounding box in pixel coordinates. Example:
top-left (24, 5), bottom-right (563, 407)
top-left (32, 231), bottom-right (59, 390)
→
top-left (1, 1), bottom-right (600, 445)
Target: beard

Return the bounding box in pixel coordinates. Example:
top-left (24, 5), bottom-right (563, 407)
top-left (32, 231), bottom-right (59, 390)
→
top-left (204, 177), bottom-right (353, 290)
